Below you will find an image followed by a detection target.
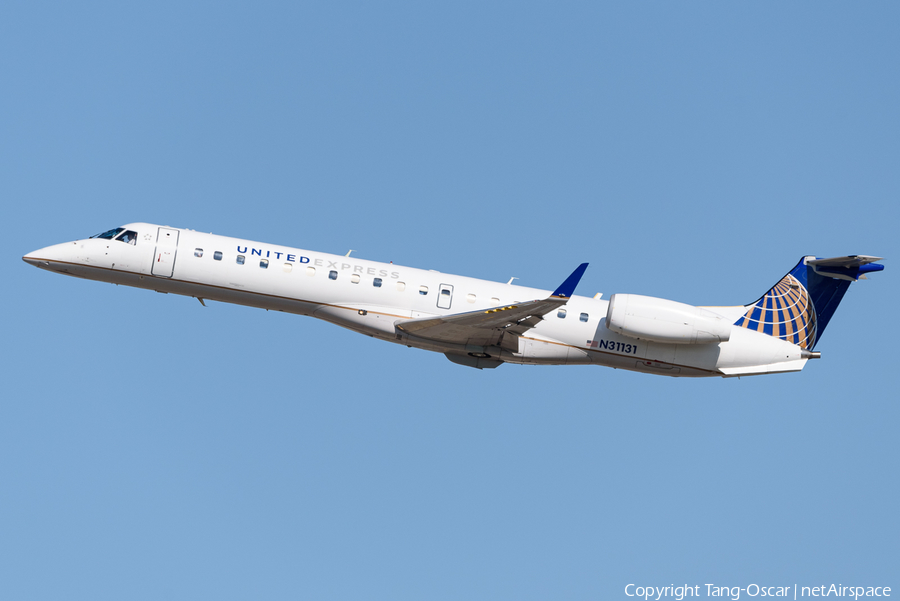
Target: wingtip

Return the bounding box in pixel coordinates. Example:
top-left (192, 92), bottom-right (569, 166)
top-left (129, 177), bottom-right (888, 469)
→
top-left (551, 263), bottom-right (589, 298)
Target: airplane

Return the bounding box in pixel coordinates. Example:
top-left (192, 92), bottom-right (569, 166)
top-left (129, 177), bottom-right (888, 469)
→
top-left (23, 223), bottom-right (883, 377)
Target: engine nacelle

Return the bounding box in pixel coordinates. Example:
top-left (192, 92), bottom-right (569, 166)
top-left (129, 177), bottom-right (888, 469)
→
top-left (605, 294), bottom-right (731, 344)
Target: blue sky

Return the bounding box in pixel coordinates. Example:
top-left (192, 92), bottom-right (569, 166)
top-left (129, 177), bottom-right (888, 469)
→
top-left (2, 2), bottom-right (898, 599)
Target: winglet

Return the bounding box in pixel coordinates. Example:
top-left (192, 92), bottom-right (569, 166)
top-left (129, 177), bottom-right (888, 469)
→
top-left (551, 263), bottom-right (589, 298)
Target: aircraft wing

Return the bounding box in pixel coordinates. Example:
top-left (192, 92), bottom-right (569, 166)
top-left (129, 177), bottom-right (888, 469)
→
top-left (395, 263), bottom-right (588, 350)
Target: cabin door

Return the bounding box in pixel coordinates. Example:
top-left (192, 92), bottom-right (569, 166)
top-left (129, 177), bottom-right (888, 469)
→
top-left (437, 284), bottom-right (454, 309)
top-left (152, 227), bottom-right (179, 277)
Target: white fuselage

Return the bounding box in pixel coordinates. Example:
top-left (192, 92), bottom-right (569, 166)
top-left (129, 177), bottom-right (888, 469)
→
top-left (24, 223), bottom-right (808, 377)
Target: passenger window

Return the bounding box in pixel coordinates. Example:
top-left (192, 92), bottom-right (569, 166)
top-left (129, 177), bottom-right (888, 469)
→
top-left (117, 230), bottom-right (138, 245)
top-left (260, 259), bottom-right (269, 269)
top-left (195, 248), bottom-right (203, 258)
top-left (557, 309), bottom-right (567, 319)
top-left (283, 263), bottom-right (292, 273)
top-left (236, 255), bottom-right (245, 265)
top-left (306, 266), bottom-right (316, 276)
top-left (396, 282), bottom-right (406, 292)
top-left (351, 274), bottom-right (360, 284)
top-left (373, 278), bottom-right (382, 287)
top-left (466, 294), bottom-right (476, 303)
top-left (419, 285), bottom-right (428, 296)
top-left (214, 251), bottom-right (223, 261)
top-left (329, 270), bottom-right (338, 280)
top-left (580, 312), bottom-right (589, 322)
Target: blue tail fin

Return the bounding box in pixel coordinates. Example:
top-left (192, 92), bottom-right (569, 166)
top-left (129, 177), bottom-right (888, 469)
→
top-left (734, 255), bottom-right (883, 349)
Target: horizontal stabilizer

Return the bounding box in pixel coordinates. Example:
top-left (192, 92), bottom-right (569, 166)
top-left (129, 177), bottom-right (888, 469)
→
top-left (807, 255), bottom-right (884, 281)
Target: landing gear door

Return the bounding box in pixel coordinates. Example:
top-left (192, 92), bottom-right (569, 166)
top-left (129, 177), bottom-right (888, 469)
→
top-left (152, 227), bottom-right (179, 277)
top-left (437, 284), bottom-right (453, 310)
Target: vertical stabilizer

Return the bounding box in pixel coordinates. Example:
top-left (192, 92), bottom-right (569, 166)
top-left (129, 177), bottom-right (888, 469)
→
top-left (734, 255), bottom-right (883, 349)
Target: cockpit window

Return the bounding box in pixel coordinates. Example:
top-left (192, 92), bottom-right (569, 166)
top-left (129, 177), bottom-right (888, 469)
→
top-left (91, 228), bottom-right (124, 240)
top-left (117, 230), bottom-right (138, 245)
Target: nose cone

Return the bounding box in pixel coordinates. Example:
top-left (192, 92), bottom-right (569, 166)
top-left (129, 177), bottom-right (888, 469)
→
top-left (22, 251), bottom-right (41, 267)
top-left (23, 242), bottom-right (79, 271)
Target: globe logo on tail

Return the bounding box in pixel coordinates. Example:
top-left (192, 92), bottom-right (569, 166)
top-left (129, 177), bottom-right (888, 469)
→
top-left (734, 274), bottom-right (817, 349)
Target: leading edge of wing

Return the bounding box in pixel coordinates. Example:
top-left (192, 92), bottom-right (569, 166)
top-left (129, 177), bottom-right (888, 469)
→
top-left (395, 263), bottom-right (589, 344)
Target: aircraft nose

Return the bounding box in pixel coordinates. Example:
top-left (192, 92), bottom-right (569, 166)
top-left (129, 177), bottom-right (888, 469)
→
top-left (22, 242), bottom-right (79, 270)
top-left (22, 247), bottom-right (50, 267)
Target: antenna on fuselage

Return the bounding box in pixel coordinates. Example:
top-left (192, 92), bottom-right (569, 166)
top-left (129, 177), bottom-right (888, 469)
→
top-left (345, 250), bottom-right (354, 257)
top-left (506, 277), bottom-right (518, 285)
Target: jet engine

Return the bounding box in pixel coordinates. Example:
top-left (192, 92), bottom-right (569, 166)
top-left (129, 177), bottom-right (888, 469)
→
top-left (605, 294), bottom-right (732, 344)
